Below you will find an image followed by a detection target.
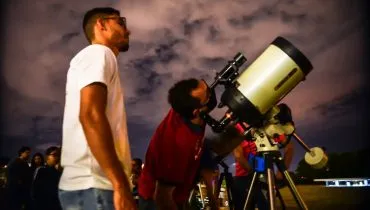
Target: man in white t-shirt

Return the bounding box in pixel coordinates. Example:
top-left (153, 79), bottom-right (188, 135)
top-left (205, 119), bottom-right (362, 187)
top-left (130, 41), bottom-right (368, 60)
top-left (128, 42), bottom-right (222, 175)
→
top-left (58, 7), bottom-right (136, 210)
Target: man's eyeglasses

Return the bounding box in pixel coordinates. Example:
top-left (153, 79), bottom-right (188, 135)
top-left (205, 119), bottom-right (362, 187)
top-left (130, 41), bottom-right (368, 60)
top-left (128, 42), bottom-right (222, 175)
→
top-left (102, 16), bottom-right (127, 28)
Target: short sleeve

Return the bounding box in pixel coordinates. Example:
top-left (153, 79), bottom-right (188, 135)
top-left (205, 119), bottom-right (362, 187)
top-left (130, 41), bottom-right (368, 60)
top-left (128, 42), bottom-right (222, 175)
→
top-left (75, 47), bottom-right (114, 90)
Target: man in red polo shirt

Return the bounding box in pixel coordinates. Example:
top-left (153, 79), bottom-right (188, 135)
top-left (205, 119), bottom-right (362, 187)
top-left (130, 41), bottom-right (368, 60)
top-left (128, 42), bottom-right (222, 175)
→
top-left (138, 78), bottom-right (215, 210)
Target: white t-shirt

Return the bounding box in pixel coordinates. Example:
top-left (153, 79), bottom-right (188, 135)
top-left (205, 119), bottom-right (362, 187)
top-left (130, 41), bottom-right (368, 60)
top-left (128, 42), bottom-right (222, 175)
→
top-left (59, 44), bottom-right (132, 191)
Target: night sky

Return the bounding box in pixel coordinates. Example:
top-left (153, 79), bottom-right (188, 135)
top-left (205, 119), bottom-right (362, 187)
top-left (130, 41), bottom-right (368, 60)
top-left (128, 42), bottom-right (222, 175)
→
top-left (1, 0), bottom-right (370, 172)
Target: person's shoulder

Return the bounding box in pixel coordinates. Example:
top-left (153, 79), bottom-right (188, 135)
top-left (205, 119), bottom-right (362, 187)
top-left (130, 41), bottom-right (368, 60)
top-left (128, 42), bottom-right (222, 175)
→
top-left (82, 44), bottom-right (114, 57)
top-left (166, 109), bottom-right (186, 124)
top-left (35, 166), bottom-right (57, 177)
top-left (85, 44), bottom-right (114, 54)
top-left (71, 44), bottom-right (115, 65)
top-left (33, 166), bottom-right (45, 179)
top-left (6, 158), bottom-right (18, 167)
top-left (158, 109), bottom-right (188, 130)
top-left (150, 109), bottom-right (178, 138)
top-left (10, 157), bottom-right (26, 166)
top-left (35, 166), bottom-right (47, 173)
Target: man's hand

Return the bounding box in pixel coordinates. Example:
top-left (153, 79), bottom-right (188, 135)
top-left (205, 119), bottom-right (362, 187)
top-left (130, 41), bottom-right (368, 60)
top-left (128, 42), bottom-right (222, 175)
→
top-left (113, 186), bottom-right (137, 210)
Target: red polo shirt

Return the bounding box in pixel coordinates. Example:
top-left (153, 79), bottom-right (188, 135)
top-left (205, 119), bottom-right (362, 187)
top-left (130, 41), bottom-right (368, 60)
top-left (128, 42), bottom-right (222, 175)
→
top-left (235, 141), bottom-right (257, 176)
top-left (234, 123), bottom-right (257, 177)
top-left (138, 109), bottom-right (205, 203)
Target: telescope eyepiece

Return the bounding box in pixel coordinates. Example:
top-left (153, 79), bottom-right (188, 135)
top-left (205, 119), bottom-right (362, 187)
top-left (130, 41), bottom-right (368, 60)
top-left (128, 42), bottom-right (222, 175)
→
top-left (233, 52), bottom-right (247, 68)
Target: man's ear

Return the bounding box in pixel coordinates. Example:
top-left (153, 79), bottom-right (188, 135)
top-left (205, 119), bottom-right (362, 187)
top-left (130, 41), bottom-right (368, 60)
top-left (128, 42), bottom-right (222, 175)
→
top-left (96, 18), bottom-right (107, 31)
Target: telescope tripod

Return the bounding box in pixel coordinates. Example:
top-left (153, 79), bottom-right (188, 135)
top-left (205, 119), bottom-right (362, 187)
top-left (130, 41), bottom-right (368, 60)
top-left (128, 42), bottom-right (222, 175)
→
top-left (217, 160), bottom-right (235, 210)
top-left (243, 151), bottom-right (308, 210)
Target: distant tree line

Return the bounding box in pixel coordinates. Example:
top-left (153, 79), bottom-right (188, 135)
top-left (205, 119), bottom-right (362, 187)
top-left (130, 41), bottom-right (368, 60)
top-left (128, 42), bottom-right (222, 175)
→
top-left (295, 147), bottom-right (370, 180)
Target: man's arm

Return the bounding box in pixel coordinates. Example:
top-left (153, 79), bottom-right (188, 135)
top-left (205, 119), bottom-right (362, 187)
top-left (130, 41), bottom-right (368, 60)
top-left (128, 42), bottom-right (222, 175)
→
top-left (79, 82), bottom-right (130, 191)
top-left (233, 145), bottom-right (252, 172)
top-left (154, 181), bottom-right (177, 210)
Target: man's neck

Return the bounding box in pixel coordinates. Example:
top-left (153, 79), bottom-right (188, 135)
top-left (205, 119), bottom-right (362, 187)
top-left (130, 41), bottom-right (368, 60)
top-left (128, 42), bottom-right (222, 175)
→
top-left (91, 41), bottom-right (119, 57)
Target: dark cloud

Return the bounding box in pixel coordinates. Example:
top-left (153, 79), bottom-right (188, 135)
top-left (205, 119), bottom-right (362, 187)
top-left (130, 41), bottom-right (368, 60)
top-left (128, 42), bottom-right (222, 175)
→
top-left (1, 81), bottom-right (63, 137)
top-left (199, 57), bottom-right (227, 71)
top-left (61, 32), bottom-right (81, 44)
top-left (311, 88), bottom-right (369, 119)
top-left (279, 11), bottom-right (307, 24)
top-left (206, 25), bottom-right (221, 42)
top-left (155, 43), bottom-right (180, 63)
top-left (48, 3), bottom-right (64, 13)
top-left (183, 18), bottom-right (209, 37)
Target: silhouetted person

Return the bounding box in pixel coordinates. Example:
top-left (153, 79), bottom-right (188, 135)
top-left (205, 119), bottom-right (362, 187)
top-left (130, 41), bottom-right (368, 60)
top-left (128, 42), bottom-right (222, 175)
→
top-left (6, 146), bottom-right (32, 210)
top-left (30, 153), bottom-right (44, 177)
top-left (31, 146), bottom-right (62, 210)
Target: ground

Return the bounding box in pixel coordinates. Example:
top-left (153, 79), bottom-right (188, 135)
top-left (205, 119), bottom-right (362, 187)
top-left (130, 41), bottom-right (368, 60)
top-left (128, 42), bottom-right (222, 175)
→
top-left (276, 185), bottom-right (369, 210)
top-left (1, 184), bottom-right (369, 209)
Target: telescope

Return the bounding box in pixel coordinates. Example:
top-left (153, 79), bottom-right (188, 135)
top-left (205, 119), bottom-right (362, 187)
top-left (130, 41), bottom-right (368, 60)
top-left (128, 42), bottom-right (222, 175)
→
top-left (203, 37), bottom-right (313, 127)
top-left (201, 36), bottom-right (328, 210)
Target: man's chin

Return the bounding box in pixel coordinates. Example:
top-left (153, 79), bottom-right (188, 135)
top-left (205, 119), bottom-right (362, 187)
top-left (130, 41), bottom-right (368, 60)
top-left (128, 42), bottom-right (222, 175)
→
top-left (119, 44), bottom-right (129, 52)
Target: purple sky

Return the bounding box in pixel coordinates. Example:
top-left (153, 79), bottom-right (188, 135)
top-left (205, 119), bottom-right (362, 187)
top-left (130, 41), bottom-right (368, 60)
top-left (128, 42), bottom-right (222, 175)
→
top-left (1, 0), bottom-right (370, 171)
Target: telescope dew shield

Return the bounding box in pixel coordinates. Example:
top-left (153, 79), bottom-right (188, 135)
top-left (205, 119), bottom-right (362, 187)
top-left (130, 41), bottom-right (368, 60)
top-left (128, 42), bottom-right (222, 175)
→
top-left (221, 36), bottom-right (313, 125)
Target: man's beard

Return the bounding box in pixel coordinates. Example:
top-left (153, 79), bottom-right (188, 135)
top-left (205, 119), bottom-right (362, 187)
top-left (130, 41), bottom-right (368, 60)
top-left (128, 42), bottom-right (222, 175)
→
top-left (112, 32), bottom-right (129, 52)
top-left (119, 42), bottom-right (129, 52)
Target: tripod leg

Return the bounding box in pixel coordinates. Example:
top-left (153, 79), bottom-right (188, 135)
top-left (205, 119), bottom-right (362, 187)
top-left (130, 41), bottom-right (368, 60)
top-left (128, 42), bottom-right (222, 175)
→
top-left (188, 188), bottom-right (195, 206)
top-left (198, 183), bottom-right (205, 209)
top-left (243, 171), bottom-right (257, 210)
top-left (266, 167), bottom-right (276, 210)
top-left (217, 173), bottom-right (224, 201)
top-left (276, 156), bottom-right (308, 210)
top-left (217, 173), bottom-right (225, 208)
top-left (282, 170), bottom-right (308, 210)
top-left (225, 172), bottom-right (235, 210)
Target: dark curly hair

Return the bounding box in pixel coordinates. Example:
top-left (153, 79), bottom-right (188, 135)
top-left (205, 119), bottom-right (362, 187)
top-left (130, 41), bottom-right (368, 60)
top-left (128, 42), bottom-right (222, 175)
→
top-left (18, 146), bottom-right (30, 157)
top-left (168, 78), bottom-right (202, 119)
top-left (45, 146), bottom-right (59, 156)
top-left (31, 153), bottom-right (44, 168)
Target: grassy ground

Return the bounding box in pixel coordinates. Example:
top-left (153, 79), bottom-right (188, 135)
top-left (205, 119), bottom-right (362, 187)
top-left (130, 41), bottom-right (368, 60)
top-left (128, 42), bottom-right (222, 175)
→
top-left (276, 185), bottom-right (369, 210)
top-left (217, 184), bottom-right (369, 210)
top-left (1, 185), bottom-right (369, 209)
